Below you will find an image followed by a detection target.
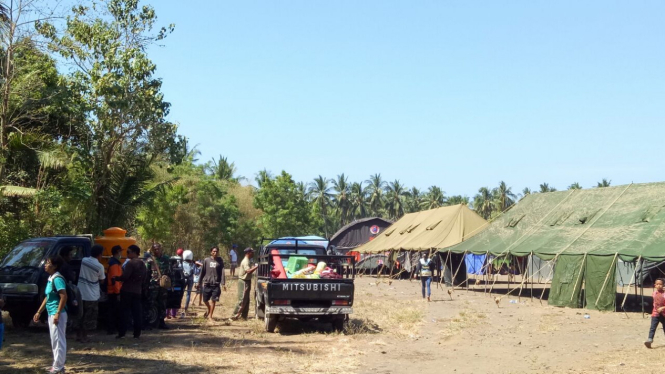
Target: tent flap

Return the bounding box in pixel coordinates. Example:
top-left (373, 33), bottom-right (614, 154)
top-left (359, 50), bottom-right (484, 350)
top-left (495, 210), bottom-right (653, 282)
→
top-left (585, 255), bottom-right (617, 311)
top-left (548, 255), bottom-right (585, 308)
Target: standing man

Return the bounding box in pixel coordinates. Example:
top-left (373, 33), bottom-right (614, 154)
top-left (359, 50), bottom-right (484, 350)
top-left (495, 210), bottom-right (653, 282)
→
top-left (229, 244), bottom-right (238, 278)
top-left (413, 251), bottom-right (433, 302)
top-left (146, 243), bottom-right (171, 329)
top-left (199, 247), bottom-right (226, 321)
top-left (76, 244), bottom-right (105, 342)
top-left (106, 246), bottom-right (123, 335)
top-left (114, 245), bottom-right (147, 339)
top-left (230, 248), bottom-right (258, 321)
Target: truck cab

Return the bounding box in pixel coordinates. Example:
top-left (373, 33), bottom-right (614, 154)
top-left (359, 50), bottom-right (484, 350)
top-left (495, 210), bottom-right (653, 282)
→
top-left (255, 238), bottom-right (355, 332)
top-left (0, 236), bottom-right (92, 327)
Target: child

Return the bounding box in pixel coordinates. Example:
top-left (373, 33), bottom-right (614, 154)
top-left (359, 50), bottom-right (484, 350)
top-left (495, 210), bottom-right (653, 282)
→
top-left (645, 278), bottom-right (665, 348)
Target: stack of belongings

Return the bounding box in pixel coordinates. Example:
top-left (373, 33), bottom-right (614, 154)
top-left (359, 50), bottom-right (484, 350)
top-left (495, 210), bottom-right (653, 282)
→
top-left (284, 257), bottom-right (341, 279)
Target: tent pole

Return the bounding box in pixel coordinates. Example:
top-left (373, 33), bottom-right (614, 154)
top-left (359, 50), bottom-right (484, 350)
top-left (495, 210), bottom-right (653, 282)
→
top-left (640, 257), bottom-right (645, 317)
top-left (621, 256), bottom-right (640, 316)
top-left (530, 253), bottom-right (534, 300)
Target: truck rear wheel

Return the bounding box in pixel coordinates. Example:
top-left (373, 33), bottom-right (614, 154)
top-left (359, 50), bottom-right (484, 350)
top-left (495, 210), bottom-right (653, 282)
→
top-left (264, 313), bottom-right (278, 333)
top-left (332, 316), bottom-right (346, 332)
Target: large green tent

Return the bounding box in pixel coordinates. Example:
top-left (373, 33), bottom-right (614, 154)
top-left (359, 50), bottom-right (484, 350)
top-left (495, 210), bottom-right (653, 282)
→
top-left (443, 182), bottom-right (665, 311)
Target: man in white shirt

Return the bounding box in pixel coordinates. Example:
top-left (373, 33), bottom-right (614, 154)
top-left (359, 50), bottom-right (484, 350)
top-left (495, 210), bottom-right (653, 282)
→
top-left (229, 244), bottom-right (238, 277)
top-left (76, 244), bottom-right (106, 342)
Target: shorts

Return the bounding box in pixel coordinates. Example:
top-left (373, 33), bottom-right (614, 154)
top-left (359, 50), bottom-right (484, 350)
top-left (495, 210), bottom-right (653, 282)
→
top-left (230, 262), bottom-right (237, 270)
top-left (77, 300), bottom-right (99, 330)
top-left (202, 284), bottom-right (221, 302)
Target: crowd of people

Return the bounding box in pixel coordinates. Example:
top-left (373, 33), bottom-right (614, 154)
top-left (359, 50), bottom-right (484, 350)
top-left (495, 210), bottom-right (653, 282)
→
top-left (31, 242), bottom-right (257, 374)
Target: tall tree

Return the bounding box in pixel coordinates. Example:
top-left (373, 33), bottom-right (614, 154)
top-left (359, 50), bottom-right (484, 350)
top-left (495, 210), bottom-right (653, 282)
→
top-left (254, 171), bottom-right (315, 238)
top-left (308, 175), bottom-right (333, 237)
top-left (366, 173), bottom-right (386, 217)
top-left (495, 181), bottom-right (516, 211)
top-left (40, 0), bottom-right (182, 232)
top-left (539, 183), bottom-right (557, 193)
top-left (568, 182), bottom-right (582, 190)
top-left (447, 195), bottom-right (470, 206)
top-left (596, 179), bottom-right (611, 188)
top-left (331, 173), bottom-right (351, 226)
top-left (384, 180), bottom-right (406, 220)
top-left (473, 187), bottom-right (495, 219)
top-left (349, 182), bottom-right (368, 220)
top-left (421, 186), bottom-right (446, 210)
top-left (206, 155), bottom-right (243, 182)
top-left (405, 187), bottom-right (423, 213)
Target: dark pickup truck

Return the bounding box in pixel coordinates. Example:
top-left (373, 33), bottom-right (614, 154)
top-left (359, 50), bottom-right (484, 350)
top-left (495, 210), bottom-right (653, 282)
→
top-left (254, 239), bottom-right (355, 332)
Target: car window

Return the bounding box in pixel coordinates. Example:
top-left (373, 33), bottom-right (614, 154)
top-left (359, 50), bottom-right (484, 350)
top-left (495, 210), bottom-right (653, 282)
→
top-left (57, 245), bottom-right (84, 260)
top-left (0, 241), bottom-right (51, 268)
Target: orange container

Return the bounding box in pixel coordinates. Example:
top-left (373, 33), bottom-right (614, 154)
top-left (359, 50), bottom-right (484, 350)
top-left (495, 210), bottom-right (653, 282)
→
top-left (94, 227), bottom-right (136, 271)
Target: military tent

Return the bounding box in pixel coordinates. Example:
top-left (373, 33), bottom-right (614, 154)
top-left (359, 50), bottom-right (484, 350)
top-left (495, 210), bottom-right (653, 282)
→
top-left (329, 217), bottom-right (393, 253)
top-left (444, 182), bottom-right (665, 311)
top-left (355, 204), bottom-right (488, 253)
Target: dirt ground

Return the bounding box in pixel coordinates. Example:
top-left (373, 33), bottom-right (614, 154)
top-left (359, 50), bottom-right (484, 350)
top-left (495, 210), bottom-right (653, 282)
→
top-left (0, 275), bottom-right (662, 374)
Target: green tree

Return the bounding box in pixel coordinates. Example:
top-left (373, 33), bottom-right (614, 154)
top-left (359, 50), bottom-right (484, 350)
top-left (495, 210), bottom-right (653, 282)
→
top-left (254, 171), bottom-right (315, 238)
top-left (596, 179), bottom-right (611, 188)
top-left (539, 183), bottom-right (557, 193)
top-left (405, 187), bottom-right (423, 213)
top-left (568, 182), bottom-right (582, 190)
top-left (308, 175), bottom-right (333, 237)
top-left (366, 173), bottom-right (386, 217)
top-left (349, 182), bottom-right (368, 220)
top-left (206, 155), bottom-right (244, 182)
top-left (384, 180), bottom-right (406, 220)
top-left (473, 187), bottom-right (495, 219)
top-left (447, 195), bottom-right (470, 206)
top-left (495, 181), bottom-right (516, 211)
top-left (421, 186), bottom-right (446, 210)
top-left (39, 0), bottom-right (182, 233)
top-left (331, 173), bottom-right (351, 226)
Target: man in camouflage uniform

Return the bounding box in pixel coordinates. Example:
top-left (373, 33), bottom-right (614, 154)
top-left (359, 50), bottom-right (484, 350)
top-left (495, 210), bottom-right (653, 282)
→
top-left (146, 243), bottom-right (171, 329)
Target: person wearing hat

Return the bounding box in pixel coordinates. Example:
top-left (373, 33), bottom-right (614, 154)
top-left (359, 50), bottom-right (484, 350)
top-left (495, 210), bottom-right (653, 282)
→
top-left (230, 248), bottom-right (258, 320)
top-left (229, 244), bottom-right (238, 278)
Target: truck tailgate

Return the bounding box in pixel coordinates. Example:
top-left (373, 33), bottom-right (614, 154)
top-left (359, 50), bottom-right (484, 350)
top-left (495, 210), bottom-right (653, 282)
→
top-left (267, 279), bottom-right (354, 301)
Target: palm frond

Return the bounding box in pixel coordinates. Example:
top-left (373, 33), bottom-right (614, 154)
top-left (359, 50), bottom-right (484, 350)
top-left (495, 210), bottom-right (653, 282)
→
top-left (1, 185), bottom-right (38, 197)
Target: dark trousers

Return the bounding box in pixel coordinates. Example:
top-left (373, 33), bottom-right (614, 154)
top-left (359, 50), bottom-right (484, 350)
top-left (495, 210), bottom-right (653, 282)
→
top-left (106, 293), bottom-right (122, 334)
top-left (232, 279), bottom-right (252, 319)
top-left (648, 315), bottom-right (665, 340)
top-left (119, 291), bottom-right (143, 338)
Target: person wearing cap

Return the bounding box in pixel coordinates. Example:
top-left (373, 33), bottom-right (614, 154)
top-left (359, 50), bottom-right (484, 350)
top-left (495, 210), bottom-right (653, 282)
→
top-left (230, 248), bottom-right (258, 320)
top-left (229, 244), bottom-right (238, 277)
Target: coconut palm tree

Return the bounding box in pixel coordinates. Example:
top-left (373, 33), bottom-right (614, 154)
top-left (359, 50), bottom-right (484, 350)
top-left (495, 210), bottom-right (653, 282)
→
top-left (521, 187), bottom-right (532, 198)
top-left (366, 173), bottom-right (386, 217)
top-left (473, 187), bottom-right (495, 219)
top-left (255, 169), bottom-right (273, 188)
top-left (447, 195), bottom-right (470, 206)
top-left (206, 155), bottom-right (244, 182)
top-left (568, 182), bottom-right (582, 190)
top-left (384, 180), bottom-right (407, 220)
top-left (405, 187), bottom-right (423, 213)
top-left (349, 182), bottom-right (369, 220)
top-left (596, 179), bottom-right (611, 188)
top-left (539, 183), bottom-right (557, 193)
top-left (332, 173), bottom-right (351, 226)
top-left (308, 175), bottom-right (333, 236)
top-left (421, 186), bottom-right (446, 210)
top-left (495, 181), bottom-right (516, 211)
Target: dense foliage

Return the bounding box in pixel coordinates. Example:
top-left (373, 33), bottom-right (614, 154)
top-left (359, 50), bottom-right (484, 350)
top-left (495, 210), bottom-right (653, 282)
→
top-left (0, 1), bottom-right (613, 260)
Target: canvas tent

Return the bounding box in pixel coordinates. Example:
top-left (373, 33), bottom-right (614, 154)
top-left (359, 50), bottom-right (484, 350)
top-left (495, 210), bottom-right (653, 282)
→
top-left (355, 204), bottom-right (488, 253)
top-left (329, 217), bottom-right (393, 253)
top-left (443, 182), bottom-right (665, 311)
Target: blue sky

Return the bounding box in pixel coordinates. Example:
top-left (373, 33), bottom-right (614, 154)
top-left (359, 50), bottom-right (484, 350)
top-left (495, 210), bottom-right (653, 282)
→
top-left (147, 1), bottom-right (664, 197)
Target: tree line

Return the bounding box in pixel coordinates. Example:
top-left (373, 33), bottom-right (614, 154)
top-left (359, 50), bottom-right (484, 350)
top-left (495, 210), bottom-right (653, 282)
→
top-left (0, 0), bottom-right (614, 260)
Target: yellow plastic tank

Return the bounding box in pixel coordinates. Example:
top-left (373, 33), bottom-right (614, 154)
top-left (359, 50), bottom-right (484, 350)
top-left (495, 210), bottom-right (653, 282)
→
top-left (94, 227), bottom-right (136, 271)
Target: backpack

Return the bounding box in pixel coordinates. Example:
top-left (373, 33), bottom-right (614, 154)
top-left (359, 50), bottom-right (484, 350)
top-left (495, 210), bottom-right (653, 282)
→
top-left (52, 274), bottom-right (82, 318)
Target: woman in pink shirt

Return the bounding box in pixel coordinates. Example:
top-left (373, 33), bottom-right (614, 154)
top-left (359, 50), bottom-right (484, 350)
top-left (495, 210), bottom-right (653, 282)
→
top-left (645, 278), bottom-right (665, 348)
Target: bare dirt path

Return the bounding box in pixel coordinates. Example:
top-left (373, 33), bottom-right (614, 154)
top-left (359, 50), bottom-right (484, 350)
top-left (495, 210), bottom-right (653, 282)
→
top-left (0, 277), bottom-right (661, 373)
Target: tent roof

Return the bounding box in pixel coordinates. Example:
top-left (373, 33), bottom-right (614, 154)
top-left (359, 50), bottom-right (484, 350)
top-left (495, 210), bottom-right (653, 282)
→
top-left (355, 205), bottom-right (488, 253)
top-left (329, 217), bottom-right (393, 250)
top-left (445, 182), bottom-right (665, 261)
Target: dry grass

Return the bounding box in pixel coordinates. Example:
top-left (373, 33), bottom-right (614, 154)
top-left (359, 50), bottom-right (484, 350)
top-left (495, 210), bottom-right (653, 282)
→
top-left (438, 309), bottom-right (488, 340)
top-left (348, 299), bottom-right (425, 338)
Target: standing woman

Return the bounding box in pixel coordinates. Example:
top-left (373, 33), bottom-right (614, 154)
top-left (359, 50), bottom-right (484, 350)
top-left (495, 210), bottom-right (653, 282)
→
top-left (33, 256), bottom-right (68, 374)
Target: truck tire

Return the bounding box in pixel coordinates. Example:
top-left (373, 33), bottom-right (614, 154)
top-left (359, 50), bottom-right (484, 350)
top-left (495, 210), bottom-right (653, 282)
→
top-left (332, 316), bottom-right (346, 332)
top-left (10, 311), bottom-right (31, 328)
top-left (145, 304), bottom-right (158, 327)
top-left (264, 313), bottom-right (278, 333)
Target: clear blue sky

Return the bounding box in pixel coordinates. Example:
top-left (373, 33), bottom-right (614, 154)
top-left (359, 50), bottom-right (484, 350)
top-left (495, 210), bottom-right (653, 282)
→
top-left (147, 1), bottom-right (664, 197)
